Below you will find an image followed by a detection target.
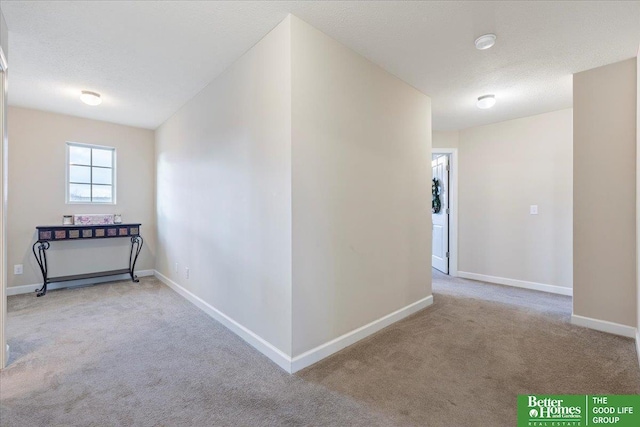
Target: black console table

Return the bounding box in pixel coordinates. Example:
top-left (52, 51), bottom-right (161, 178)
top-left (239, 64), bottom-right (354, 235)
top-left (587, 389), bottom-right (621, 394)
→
top-left (33, 223), bottom-right (143, 297)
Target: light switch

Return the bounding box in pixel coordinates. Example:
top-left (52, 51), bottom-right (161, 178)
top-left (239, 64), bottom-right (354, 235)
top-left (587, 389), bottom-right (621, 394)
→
top-left (530, 205), bottom-right (538, 215)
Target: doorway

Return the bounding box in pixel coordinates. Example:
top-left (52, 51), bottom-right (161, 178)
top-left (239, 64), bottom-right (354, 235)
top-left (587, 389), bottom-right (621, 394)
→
top-left (431, 148), bottom-right (458, 276)
top-left (432, 154), bottom-right (449, 274)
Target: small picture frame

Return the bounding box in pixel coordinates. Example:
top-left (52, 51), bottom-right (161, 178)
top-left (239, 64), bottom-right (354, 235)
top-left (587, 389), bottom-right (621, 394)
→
top-left (62, 215), bottom-right (73, 225)
top-left (114, 214), bottom-right (122, 224)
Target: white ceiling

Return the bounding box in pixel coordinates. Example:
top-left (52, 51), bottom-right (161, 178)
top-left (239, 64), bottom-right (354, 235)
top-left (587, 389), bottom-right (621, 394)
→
top-left (3, 1), bottom-right (640, 130)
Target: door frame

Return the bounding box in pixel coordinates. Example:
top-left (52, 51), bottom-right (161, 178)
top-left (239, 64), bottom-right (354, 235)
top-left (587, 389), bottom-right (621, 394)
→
top-left (432, 148), bottom-right (458, 277)
top-left (0, 44), bottom-right (7, 369)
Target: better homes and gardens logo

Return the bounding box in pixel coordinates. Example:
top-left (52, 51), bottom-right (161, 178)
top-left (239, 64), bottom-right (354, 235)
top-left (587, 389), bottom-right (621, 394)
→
top-left (518, 395), bottom-right (640, 427)
top-left (521, 395), bottom-right (583, 426)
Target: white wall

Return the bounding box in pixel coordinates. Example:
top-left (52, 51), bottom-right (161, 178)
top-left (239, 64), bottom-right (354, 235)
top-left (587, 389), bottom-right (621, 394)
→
top-left (433, 130), bottom-right (459, 149)
top-left (0, 9), bottom-right (7, 63)
top-left (155, 18), bottom-right (293, 355)
top-left (574, 58), bottom-right (637, 328)
top-left (290, 16), bottom-right (432, 356)
top-left (155, 15), bottom-right (432, 366)
top-left (637, 51), bottom-right (640, 338)
top-left (457, 109), bottom-right (573, 291)
top-left (7, 107), bottom-right (156, 289)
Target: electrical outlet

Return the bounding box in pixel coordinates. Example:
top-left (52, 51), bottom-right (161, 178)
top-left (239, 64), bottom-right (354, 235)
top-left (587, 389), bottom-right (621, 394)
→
top-left (174, 262), bottom-right (179, 273)
top-left (14, 264), bottom-right (23, 275)
top-left (185, 267), bottom-right (190, 279)
top-left (530, 205), bottom-right (538, 215)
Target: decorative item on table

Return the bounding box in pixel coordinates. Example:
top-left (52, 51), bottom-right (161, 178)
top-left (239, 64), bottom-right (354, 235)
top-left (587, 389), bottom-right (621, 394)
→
top-left (114, 214), bottom-right (122, 224)
top-left (73, 214), bottom-right (115, 225)
top-left (62, 215), bottom-right (74, 225)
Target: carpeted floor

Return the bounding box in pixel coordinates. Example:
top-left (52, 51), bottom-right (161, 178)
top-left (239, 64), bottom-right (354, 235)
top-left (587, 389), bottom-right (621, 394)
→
top-left (1, 271), bottom-right (638, 426)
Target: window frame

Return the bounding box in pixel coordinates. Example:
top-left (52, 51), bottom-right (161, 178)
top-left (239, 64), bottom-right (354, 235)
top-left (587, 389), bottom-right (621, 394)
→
top-left (65, 142), bottom-right (117, 205)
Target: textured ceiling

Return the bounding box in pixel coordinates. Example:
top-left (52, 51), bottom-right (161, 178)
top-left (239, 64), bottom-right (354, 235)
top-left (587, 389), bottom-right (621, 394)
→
top-left (2, 1), bottom-right (640, 130)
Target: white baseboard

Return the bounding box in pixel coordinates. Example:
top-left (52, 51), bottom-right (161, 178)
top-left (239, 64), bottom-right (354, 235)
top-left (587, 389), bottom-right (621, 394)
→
top-left (457, 271), bottom-right (572, 296)
top-left (153, 270), bottom-right (293, 372)
top-left (571, 314), bottom-right (636, 338)
top-left (154, 269), bottom-right (434, 374)
top-left (6, 270), bottom-right (155, 296)
top-left (290, 295), bottom-right (433, 373)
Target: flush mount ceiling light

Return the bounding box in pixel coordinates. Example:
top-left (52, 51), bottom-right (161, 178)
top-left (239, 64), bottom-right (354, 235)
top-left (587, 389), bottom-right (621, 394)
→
top-left (80, 90), bottom-right (102, 106)
top-left (475, 33), bottom-right (497, 50)
top-left (477, 94), bottom-right (496, 109)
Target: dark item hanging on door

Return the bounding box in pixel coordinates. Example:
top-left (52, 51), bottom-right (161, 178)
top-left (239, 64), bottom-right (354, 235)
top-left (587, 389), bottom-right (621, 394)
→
top-left (432, 178), bottom-right (442, 214)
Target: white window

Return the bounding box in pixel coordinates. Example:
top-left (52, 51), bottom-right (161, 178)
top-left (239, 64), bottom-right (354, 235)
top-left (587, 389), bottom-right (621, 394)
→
top-left (66, 142), bottom-right (116, 204)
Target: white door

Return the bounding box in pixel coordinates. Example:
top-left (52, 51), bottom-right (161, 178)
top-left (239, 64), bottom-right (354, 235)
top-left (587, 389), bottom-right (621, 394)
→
top-left (432, 155), bottom-right (449, 274)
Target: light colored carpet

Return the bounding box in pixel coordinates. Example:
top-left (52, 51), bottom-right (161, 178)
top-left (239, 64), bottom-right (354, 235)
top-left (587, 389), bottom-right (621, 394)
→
top-left (1, 272), bottom-right (638, 426)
